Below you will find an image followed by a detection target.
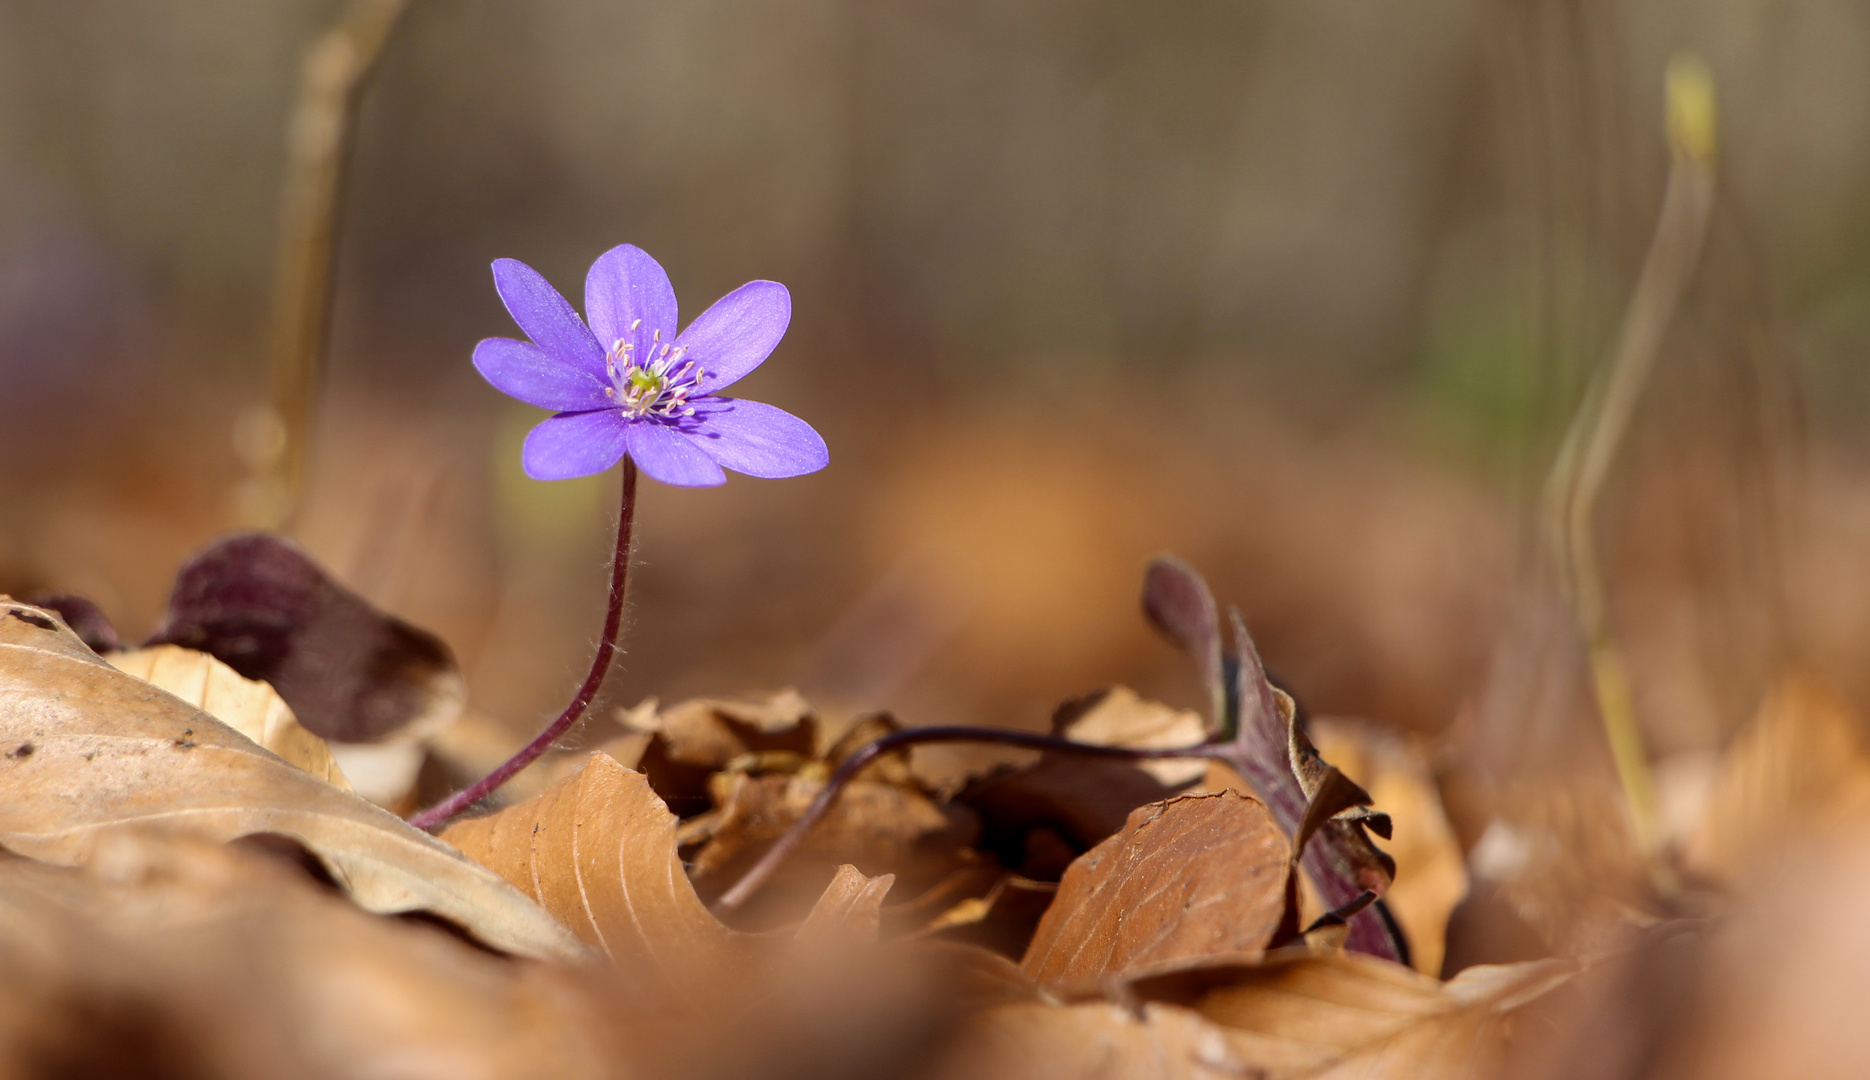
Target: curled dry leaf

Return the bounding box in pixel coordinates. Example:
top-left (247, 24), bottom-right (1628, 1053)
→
top-left (631, 690), bottom-right (818, 816)
top-left (441, 752), bottom-right (745, 976)
top-left (795, 863), bottom-right (896, 944)
top-left (107, 644), bottom-right (352, 791)
top-left (956, 686), bottom-right (1207, 881)
top-left (441, 755), bottom-right (918, 983)
top-left (1055, 686), bottom-right (1208, 788)
top-left (1021, 791), bottom-right (1288, 986)
top-left (651, 707), bottom-right (978, 916)
top-left (1141, 557), bottom-right (1403, 963)
top-left (0, 601), bottom-right (581, 961)
top-left (686, 766), bottom-right (975, 908)
top-left (0, 829), bottom-right (620, 1080)
top-left (1311, 717), bottom-right (1467, 975)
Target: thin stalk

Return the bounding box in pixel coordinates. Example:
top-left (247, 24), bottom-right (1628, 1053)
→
top-left (713, 726), bottom-right (1225, 913)
top-left (257, 0), bottom-right (415, 530)
top-left (409, 460), bottom-right (638, 831)
top-left (1541, 56), bottom-right (1716, 866)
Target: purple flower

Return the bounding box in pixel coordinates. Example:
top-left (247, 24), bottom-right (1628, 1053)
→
top-left (473, 245), bottom-right (828, 486)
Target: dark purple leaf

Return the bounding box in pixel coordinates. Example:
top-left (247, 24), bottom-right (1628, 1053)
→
top-left (1141, 556), bottom-right (1226, 736)
top-left (147, 533), bottom-right (462, 744)
top-left (21, 593), bottom-right (120, 653)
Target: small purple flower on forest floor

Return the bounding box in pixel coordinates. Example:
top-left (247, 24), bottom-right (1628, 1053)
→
top-left (473, 245), bottom-right (827, 486)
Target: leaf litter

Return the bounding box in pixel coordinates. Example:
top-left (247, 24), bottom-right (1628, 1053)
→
top-left (11, 540), bottom-right (1846, 1080)
top-left (0, 598), bottom-right (580, 961)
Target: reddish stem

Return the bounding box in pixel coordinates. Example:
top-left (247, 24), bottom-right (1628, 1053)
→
top-left (712, 725), bottom-right (1228, 912)
top-left (408, 459), bottom-right (638, 831)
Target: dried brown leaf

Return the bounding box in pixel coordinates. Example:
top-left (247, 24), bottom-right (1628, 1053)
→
top-left (0, 829), bottom-right (621, 1080)
top-left (0, 600), bottom-right (581, 960)
top-left (1140, 560), bottom-right (1403, 961)
top-left (633, 690), bottom-right (818, 816)
top-left (1058, 686), bottom-right (1208, 787)
top-left (1021, 791), bottom-right (1288, 985)
top-left (1311, 718), bottom-right (1467, 975)
top-left (685, 768), bottom-right (975, 906)
top-left (954, 687), bottom-right (1208, 883)
top-left (440, 752), bottom-right (743, 975)
top-left (107, 644), bottom-right (352, 791)
top-left (795, 863), bottom-right (895, 944)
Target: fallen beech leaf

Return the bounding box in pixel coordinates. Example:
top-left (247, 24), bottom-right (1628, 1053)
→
top-left (1311, 718), bottom-right (1467, 975)
top-left (0, 600), bottom-right (581, 961)
top-left (0, 829), bottom-right (620, 1080)
top-left (1142, 558), bottom-right (1403, 962)
top-left (441, 752), bottom-right (744, 975)
top-left (956, 687), bottom-right (1207, 879)
top-left (1021, 791), bottom-right (1288, 985)
top-left (107, 644), bottom-right (352, 791)
top-left (795, 863), bottom-right (895, 943)
top-left (685, 767), bottom-right (975, 908)
top-left (632, 690), bottom-right (818, 816)
top-left (1058, 686), bottom-right (1207, 788)
top-left (1471, 782), bottom-right (1651, 957)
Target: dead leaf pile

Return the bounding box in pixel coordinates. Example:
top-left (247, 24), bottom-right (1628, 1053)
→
top-left (0, 599), bottom-right (578, 960)
top-left (0, 543), bottom-right (1576, 1080)
top-left (0, 829), bottom-right (620, 1080)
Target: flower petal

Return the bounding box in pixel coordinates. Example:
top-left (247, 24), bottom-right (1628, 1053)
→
top-left (473, 338), bottom-right (611, 411)
top-left (684, 398), bottom-right (827, 478)
top-left (492, 259), bottom-right (606, 376)
top-left (584, 245), bottom-right (678, 366)
top-left (521, 410), bottom-right (630, 481)
top-left (625, 420), bottom-right (726, 487)
top-left (676, 281), bottom-right (791, 394)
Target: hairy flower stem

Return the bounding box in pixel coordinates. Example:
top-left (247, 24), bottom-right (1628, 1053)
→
top-left (409, 460), bottom-right (638, 831)
top-left (713, 726), bottom-right (1228, 913)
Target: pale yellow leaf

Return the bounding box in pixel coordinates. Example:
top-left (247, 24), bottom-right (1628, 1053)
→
top-left (108, 644), bottom-right (352, 791)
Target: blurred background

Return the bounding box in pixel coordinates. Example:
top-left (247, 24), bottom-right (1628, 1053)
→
top-left (0, 0), bottom-right (1867, 793)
